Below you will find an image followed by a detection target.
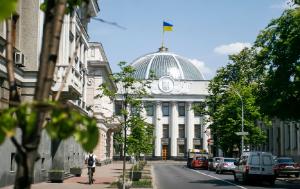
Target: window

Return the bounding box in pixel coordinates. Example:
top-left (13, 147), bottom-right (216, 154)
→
top-left (115, 101), bottom-right (122, 115)
top-left (262, 155), bottom-right (272, 166)
top-left (144, 102), bottom-right (154, 116)
top-left (131, 106), bottom-right (139, 116)
top-left (10, 153), bottom-right (16, 172)
top-left (163, 124), bottom-right (169, 138)
top-left (162, 102), bottom-right (169, 116)
top-left (178, 124), bottom-right (185, 138)
top-left (295, 124), bottom-right (299, 149)
top-left (178, 102), bottom-right (185, 116)
top-left (250, 155), bottom-right (260, 165)
top-left (41, 157), bottom-right (45, 170)
top-left (178, 145), bottom-right (185, 155)
top-left (194, 124), bottom-right (201, 138)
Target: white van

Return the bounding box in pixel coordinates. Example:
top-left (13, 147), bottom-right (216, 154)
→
top-left (233, 151), bottom-right (276, 185)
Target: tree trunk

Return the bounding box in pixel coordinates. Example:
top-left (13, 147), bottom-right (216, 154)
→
top-left (13, 1), bottom-right (67, 188)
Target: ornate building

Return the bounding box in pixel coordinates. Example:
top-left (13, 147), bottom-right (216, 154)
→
top-left (117, 47), bottom-right (210, 160)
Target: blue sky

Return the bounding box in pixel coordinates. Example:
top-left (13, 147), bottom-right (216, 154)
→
top-left (89, 0), bottom-right (289, 79)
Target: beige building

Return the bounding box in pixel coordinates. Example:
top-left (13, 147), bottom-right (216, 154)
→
top-left (0, 1), bottom-right (116, 187)
top-left (258, 119), bottom-right (300, 162)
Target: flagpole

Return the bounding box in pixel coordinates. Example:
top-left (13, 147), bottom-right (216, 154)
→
top-left (162, 25), bottom-right (165, 48)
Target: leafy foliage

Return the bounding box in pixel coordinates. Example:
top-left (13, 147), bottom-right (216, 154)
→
top-left (0, 102), bottom-right (98, 152)
top-left (207, 48), bottom-right (268, 156)
top-left (254, 8), bottom-right (300, 120)
top-left (99, 61), bottom-right (154, 157)
top-left (0, 0), bottom-right (18, 21)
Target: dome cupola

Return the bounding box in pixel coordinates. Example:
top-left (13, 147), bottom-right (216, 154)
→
top-left (131, 47), bottom-right (204, 80)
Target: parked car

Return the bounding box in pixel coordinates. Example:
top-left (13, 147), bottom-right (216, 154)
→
top-left (215, 157), bottom-right (236, 174)
top-left (274, 157), bottom-right (300, 177)
top-left (233, 151), bottom-right (276, 185)
top-left (191, 154), bottom-right (209, 169)
top-left (208, 157), bottom-right (221, 171)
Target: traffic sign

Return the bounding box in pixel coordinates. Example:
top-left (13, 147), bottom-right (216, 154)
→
top-left (235, 132), bottom-right (249, 136)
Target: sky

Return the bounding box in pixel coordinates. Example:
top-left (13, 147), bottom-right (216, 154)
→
top-left (89, 0), bottom-right (291, 79)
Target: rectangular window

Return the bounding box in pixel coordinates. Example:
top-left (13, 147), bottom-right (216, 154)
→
top-left (162, 102), bottom-right (169, 116)
top-left (262, 155), bottom-right (272, 166)
top-left (178, 102), bottom-right (185, 116)
top-left (250, 155), bottom-right (260, 165)
top-left (163, 124), bottom-right (169, 138)
top-left (115, 101), bottom-right (122, 116)
top-left (294, 124), bottom-right (298, 149)
top-left (145, 102), bottom-right (154, 116)
top-left (194, 124), bottom-right (201, 138)
top-left (130, 106), bottom-right (139, 116)
top-left (41, 157), bottom-right (45, 170)
top-left (10, 153), bottom-right (16, 172)
top-left (178, 145), bottom-right (185, 155)
top-left (178, 124), bottom-right (185, 138)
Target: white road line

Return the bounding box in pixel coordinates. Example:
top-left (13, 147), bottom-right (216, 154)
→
top-left (190, 170), bottom-right (248, 189)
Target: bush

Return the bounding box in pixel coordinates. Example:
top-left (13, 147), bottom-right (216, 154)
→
top-left (132, 179), bottom-right (152, 188)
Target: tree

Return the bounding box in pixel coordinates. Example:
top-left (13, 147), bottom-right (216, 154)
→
top-left (0, 1), bottom-right (99, 189)
top-left (254, 7), bottom-right (300, 120)
top-left (206, 48), bottom-right (268, 156)
top-left (99, 61), bottom-right (153, 188)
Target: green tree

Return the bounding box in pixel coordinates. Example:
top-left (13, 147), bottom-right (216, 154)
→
top-left (0, 1), bottom-right (99, 189)
top-left (99, 61), bottom-right (153, 188)
top-left (207, 48), bottom-right (267, 156)
top-left (254, 7), bottom-right (300, 120)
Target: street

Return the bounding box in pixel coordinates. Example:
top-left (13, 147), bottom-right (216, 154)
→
top-left (152, 161), bottom-right (300, 189)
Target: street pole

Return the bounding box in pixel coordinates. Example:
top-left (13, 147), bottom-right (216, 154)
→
top-left (232, 89), bottom-right (244, 154)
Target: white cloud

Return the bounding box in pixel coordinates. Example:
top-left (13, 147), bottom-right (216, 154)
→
top-left (214, 42), bottom-right (251, 55)
top-left (188, 59), bottom-right (212, 79)
top-left (270, 0), bottom-right (296, 9)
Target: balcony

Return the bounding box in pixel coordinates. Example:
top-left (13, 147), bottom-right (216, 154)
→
top-left (52, 65), bottom-right (83, 100)
top-left (161, 138), bottom-right (169, 145)
top-left (193, 138), bottom-right (201, 145)
top-left (177, 138), bottom-right (186, 145)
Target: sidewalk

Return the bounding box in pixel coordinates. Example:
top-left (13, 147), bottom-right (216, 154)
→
top-left (1, 161), bottom-right (131, 189)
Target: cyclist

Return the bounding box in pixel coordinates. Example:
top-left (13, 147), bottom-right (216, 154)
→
top-left (86, 151), bottom-right (97, 184)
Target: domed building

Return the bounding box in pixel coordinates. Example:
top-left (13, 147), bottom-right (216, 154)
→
top-left (118, 47), bottom-right (210, 160)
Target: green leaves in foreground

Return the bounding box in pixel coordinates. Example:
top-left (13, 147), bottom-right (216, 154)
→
top-left (45, 104), bottom-right (99, 152)
top-left (0, 0), bottom-right (18, 21)
top-left (0, 102), bottom-right (99, 152)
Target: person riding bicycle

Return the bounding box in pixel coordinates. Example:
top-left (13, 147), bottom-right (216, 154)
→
top-left (86, 152), bottom-right (97, 181)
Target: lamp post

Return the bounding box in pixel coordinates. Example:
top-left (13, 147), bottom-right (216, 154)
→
top-left (231, 89), bottom-right (244, 154)
top-left (222, 86), bottom-right (246, 154)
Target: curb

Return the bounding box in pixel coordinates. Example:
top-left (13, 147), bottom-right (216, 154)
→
top-left (151, 165), bottom-right (157, 189)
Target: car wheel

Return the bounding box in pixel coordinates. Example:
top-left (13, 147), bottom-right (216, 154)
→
top-left (242, 174), bottom-right (248, 184)
top-left (295, 173), bottom-right (299, 178)
top-left (269, 178), bottom-right (275, 186)
top-left (234, 173), bottom-right (238, 182)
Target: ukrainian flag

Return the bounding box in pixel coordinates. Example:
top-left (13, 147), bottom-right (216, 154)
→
top-left (163, 21), bottom-right (173, 31)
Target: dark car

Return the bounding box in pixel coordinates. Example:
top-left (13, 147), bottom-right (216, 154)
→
top-left (275, 157), bottom-right (300, 177)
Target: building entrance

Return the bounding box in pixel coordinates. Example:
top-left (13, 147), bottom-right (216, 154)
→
top-left (162, 145), bottom-right (168, 160)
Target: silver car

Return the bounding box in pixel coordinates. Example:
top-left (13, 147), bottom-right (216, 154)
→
top-left (216, 157), bottom-right (236, 174)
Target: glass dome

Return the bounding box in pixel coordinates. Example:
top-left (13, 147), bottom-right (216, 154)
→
top-left (131, 47), bottom-right (205, 80)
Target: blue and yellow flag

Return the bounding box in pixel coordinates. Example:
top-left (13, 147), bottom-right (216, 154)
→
top-left (163, 21), bottom-right (173, 31)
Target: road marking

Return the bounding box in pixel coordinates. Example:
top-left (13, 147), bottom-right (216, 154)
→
top-left (190, 170), bottom-right (248, 189)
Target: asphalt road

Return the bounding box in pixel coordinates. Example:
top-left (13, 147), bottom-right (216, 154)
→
top-left (152, 162), bottom-right (300, 189)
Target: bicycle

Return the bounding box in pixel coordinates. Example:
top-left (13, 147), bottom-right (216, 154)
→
top-left (87, 166), bottom-right (94, 184)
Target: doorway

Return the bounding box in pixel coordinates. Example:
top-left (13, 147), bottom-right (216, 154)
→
top-left (162, 145), bottom-right (168, 160)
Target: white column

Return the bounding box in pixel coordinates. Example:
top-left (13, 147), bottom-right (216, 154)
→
top-left (186, 102), bottom-right (194, 152)
top-left (170, 101), bottom-right (178, 157)
top-left (202, 116), bottom-right (209, 152)
top-left (154, 101), bottom-right (162, 157)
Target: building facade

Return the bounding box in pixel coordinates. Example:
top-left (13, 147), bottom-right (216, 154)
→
top-left (0, 1), bottom-right (116, 187)
top-left (116, 47), bottom-right (210, 160)
top-left (258, 119), bottom-right (300, 162)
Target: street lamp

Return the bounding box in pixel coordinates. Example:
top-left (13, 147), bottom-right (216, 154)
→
top-left (222, 86), bottom-right (246, 154)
